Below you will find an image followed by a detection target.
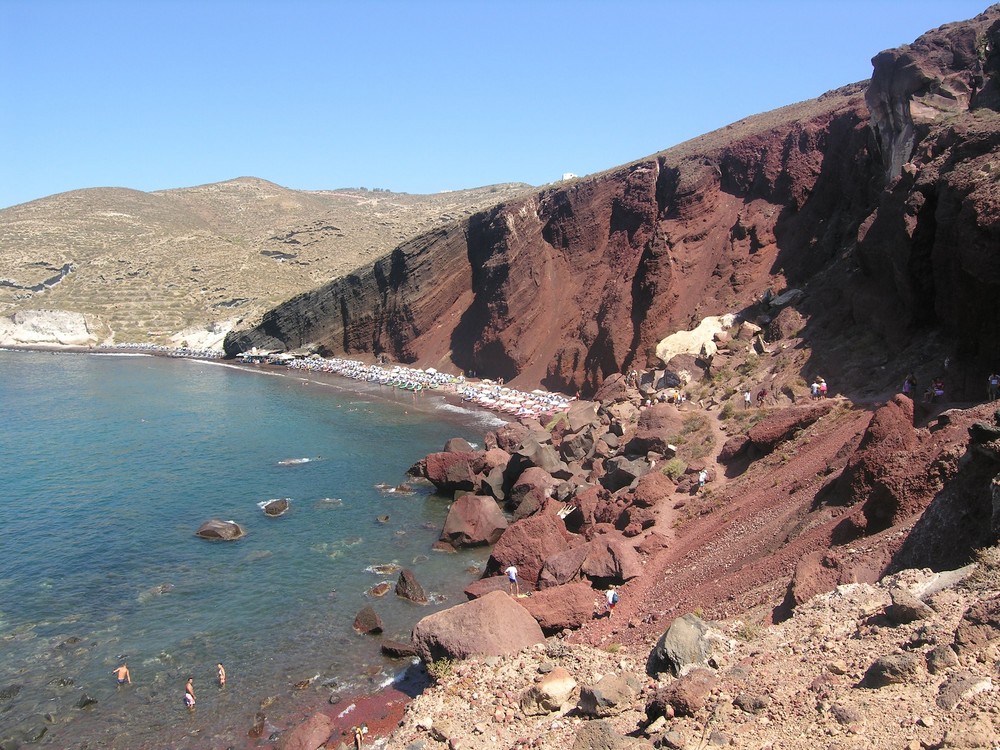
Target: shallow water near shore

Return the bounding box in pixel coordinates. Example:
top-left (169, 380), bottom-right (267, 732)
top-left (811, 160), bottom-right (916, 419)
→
top-left (0, 351), bottom-right (501, 748)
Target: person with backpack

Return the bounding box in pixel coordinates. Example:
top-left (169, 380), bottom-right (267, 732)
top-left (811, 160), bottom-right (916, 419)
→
top-left (605, 587), bottom-right (619, 617)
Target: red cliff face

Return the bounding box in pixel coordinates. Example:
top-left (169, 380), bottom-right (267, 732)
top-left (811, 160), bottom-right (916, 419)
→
top-left (227, 7), bottom-right (1000, 395)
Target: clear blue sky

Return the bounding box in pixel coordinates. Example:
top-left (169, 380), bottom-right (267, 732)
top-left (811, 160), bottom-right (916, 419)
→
top-left (0, 0), bottom-right (991, 208)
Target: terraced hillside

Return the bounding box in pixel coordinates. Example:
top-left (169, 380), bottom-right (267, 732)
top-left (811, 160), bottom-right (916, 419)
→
top-left (0, 177), bottom-right (532, 346)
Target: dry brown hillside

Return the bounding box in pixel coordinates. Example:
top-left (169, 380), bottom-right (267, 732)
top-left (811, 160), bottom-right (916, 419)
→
top-left (0, 177), bottom-right (532, 345)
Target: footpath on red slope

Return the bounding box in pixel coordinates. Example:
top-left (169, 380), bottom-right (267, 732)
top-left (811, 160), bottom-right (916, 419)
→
top-left (571, 397), bottom-right (875, 649)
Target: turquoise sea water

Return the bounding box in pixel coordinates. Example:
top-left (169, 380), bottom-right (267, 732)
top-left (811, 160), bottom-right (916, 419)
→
top-left (0, 351), bottom-right (501, 749)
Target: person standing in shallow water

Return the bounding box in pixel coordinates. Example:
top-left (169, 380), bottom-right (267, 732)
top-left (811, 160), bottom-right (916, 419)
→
top-left (217, 663), bottom-right (226, 688)
top-left (184, 677), bottom-right (196, 709)
top-left (112, 663), bottom-right (130, 685)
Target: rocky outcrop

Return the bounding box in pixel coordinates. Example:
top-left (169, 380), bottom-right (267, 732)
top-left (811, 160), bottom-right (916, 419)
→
top-left (410, 590), bottom-right (545, 663)
top-left (0, 309), bottom-right (96, 347)
top-left (395, 569), bottom-right (428, 604)
top-left (517, 581), bottom-right (598, 634)
top-left (194, 519), bottom-right (245, 541)
top-left (440, 495), bottom-right (508, 547)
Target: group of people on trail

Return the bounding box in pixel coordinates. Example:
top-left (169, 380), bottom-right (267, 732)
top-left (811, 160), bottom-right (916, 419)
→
top-left (900, 369), bottom-right (1000, 404)
top-left (113, 661), bottom-right (225, 710)
top-left (810, 377), bottom-right (828, 399)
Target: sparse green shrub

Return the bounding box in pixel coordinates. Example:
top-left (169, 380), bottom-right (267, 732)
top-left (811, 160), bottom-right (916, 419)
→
top-left (719, 401), bottom-right (736, 420)
top-left (426, 658), bottom-right (454, 683)
top-left (662, 457), bottom-right (687, 480)
top-left (733, 622), bottom-right (763, 642)
top-left (737, 354), bottom-right (760, 376)
top-left (681, 414), bottom-right (708, 434)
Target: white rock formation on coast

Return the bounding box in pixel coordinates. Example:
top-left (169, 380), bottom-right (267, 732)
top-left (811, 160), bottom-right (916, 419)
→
top-left (0, 309), bottom-right (97, 347)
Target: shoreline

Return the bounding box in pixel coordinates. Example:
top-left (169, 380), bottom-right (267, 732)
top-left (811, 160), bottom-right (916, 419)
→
top-left (1, 346), bottom-right (521, 748)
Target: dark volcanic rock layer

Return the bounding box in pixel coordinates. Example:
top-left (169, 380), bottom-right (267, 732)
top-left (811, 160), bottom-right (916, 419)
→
top-left (227, 7), bottom-right (1000, 396)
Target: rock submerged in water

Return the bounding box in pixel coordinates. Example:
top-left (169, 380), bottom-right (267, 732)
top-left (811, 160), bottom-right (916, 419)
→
top-left (195, 519), bottom-right (245, 541)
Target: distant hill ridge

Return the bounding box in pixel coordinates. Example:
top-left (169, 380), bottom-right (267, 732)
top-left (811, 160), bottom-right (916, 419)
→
top-left (0, 177), bottom-right (533, 346)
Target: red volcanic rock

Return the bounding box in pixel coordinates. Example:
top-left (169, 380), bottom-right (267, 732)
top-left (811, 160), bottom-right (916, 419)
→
top-left (573, 485), bottom-right (610, 526)
top-left (464, 575), bottom-right (518, 600)
top-left (747, 403), bottom-right (834, 453)
top-left (952, 595), bottom-right (1000, 658)
top-left (593, 373), bottom-right (631, 403)
top-left (353, 605), bottom-right (384, 635)
top-left (518, 581), bottom-right (599, 633)
top-left (647, 668), bottom-right (718, 718)
top-left (422, 451), bottom-right (478, 492)
top-left (486, 512), bottom-right (571, 586)
top-left (411, 590), bottom-right (545, 663)
top-left (488, 422), bottom-right (531, 453)
top-left (765, 306), bottom-right (806, 342)
top-left (627, 403), bottom-right (684, 455)
top-left (441, 494), bottom-right (507, 547)
top-left (787, 550), bottom-right (858, 607)
top-left (718, 434), bottom-right (750, 463)
top-left (508, 466), bottom-right (557, 520)
top-left (635, 531), bottom-right (670, 555)
top-left (579, 534), bottom-right (643, 584)
top-left (826, 396), bottom-right (943, 537)
top-left (279, 711), bottom-right (332, 750)
top-left (566, 400), bottom-right (601, 432)
top-left (444, 437), bottom-right (475, 453)
top-left (538, 533), bottom-right (641, 588)
top-left (537, 545), bottom-right (590, 589)
top-left (395, 569), bottom-right (428, 604)
top-left (631, 471), bottom-right (675, 508)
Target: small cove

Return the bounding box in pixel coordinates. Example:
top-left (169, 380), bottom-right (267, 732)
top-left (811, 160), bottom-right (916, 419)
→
top-left (0, 350), bottom-right (502, 748)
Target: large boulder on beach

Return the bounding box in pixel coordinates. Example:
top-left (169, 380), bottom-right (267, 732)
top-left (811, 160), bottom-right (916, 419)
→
top-left (444, 437), bottom-right (475, 453)
top-left (422, 451), bottom-right (479, 492)
top-left (486, 513), bottom-right (571, 586)
top-left (195, 519), bottom-right (245, 541)
top-left (518, 581), bottom-right (598, 633)
top-left (441, 495), bottom-right (508, 547)
top-left (278, 711), bottom-right (332, 750)
top-left (411, 590), bottom-right (545, 663)
top-left (464, 575), bottom-right (517, 599)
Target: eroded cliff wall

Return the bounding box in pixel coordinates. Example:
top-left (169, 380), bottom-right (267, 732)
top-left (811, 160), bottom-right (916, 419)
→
top-left (226, 6), bottom-right (1000, 395)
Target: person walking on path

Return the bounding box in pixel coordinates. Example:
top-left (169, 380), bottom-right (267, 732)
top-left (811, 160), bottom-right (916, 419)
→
top-left (743, 389), bottom-right (751, 409)
top-left (505, 565), bottom-right (520, 597)
top-left (112, 663), bottom-right (131, 685)
top-left (698, 469), bottom-right (708, 489)
top-left (217, 663), bottom-right (226, 688)
top-left (902, 374), bottom-right (917, 397)
top-left (989, 372), bottom-right (999, 401)
top-left (184, 677), bottom-right (196, 709)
